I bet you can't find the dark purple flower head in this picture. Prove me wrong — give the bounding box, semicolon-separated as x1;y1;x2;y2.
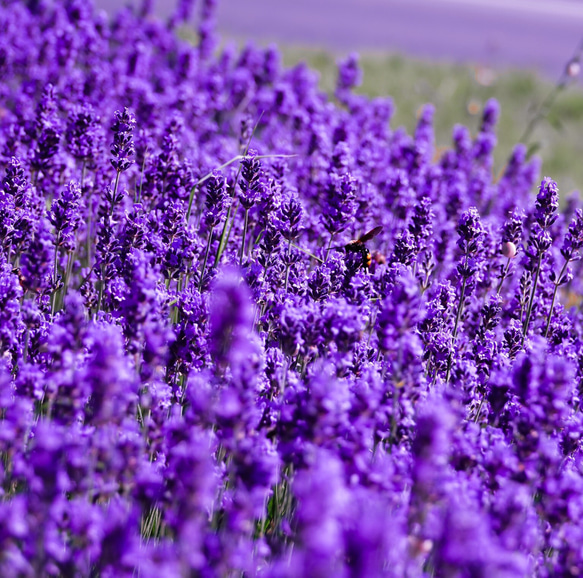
209;266;254;367
321;172;357;235
561;208;583;261
49;180;82;252
27;422;70;501
535;176;559;229
34;84;59;135
164;426;216;532
337;52;362;92
198;0;219;60
409;196;434;249
275;294;322;357
279;196;303;241
30;84;62;174
480;98;500;133
0;256;25;364
19;216;53;294
116;250;171;380
169;0;196;28
0;158;31;254
456;206;484;254
501;208;525;245
2;157;28;201
512;337;575;434
110;108;136;173
322;296;363;353
525;222;553;259
31;127;61;175
83;323;138;425
411;397;454;499
231;434;279;493
331;141;352;173
377;270;424;354
204;169;228;228
434;494;528;577
66;102;103;165
414;104;435;160
292;449;348;569
239;151;263;210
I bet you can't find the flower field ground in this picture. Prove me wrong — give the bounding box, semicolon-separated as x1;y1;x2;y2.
3;1;583;576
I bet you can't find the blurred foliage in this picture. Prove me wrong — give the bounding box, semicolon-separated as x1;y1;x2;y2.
281;47;583;198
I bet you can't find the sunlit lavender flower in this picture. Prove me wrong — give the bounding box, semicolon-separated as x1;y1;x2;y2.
336;52;362;92
49;181;82;252
31;84;61;174
239;151;263;210
1;3;583;576
204;170;228;229
534;176;559;229
66;103;103;168
110;108;136;173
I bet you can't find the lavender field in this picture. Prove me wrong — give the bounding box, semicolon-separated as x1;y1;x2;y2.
2;0;583;576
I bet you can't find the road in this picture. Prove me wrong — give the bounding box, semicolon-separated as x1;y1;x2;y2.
95;0;583;79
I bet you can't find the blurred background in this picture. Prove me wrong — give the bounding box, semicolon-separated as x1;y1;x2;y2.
96;0;583;195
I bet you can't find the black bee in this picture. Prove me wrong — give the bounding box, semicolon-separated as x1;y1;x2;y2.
341;226;383;270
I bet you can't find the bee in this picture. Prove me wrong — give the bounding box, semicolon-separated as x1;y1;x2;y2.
12;266;27;290
341;226;383;270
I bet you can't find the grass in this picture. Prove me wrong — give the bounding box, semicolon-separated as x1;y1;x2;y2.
280;47;583;197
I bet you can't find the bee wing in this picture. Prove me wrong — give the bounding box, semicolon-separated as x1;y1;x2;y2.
358;226;383;243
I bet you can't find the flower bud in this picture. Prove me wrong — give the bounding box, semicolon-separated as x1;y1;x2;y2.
567;59;581;78
501;241;517;259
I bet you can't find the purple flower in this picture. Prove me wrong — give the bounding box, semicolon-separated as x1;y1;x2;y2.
30;84;61;174
49;181;82;252
209;266;254;367
204;170;228;229
534;176;559;229
561;208;583;261
336;53;362;92
456;206;484;254
83;323;138;425
0;257;25;365
110;108;136;173
320;172;357;235
239;151;264;210
66;103;103;167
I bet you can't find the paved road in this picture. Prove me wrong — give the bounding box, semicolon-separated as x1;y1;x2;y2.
96;0;583;79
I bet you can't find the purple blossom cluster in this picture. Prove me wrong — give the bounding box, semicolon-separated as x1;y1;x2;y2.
2;1;583;576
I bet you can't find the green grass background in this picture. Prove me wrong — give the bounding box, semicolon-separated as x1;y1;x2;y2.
280;47;583;199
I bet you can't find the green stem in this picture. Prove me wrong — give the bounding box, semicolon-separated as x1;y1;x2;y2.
80;161;86;189
474;397;485;423
214;198;236;269
199;227;215;292
290;241;324;264
367;307;379;347
284;239;292;292
51;237;60;317
522;253;543;345
518;83;563;146
63;250;74;294
86;194;93;267
496;258;512;295
136;148;148;204
239;208;249;266
445;271;468;384
325;232;335;262
110;170;121;217
185;153;297;223
22;328;29;364
96;276;104;315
